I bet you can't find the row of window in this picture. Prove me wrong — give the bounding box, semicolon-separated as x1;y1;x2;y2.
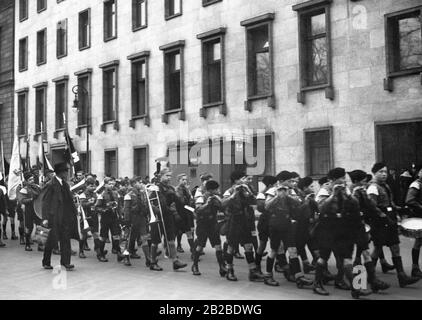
19;0;221;27
52;126;328;181
18;2;422;111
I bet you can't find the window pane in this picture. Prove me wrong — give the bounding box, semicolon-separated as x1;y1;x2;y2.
310;37;328;84
399;15;422;70
36;89;45;132
311;13;326;36
56;83;66;129
174;0;181;15
78;77;89;126
18;94;26;135
173;53;180;71
134;148;147;177
141;1;146;25
256;52;270;96
212;42;221;61
105;151;117;177
80;11;90;48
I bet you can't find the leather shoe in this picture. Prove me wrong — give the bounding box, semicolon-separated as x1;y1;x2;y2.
43;264;53;270
130;253;141;259
79;252;86;259
173;260;187;270
150;263;163;271
61;264;75;271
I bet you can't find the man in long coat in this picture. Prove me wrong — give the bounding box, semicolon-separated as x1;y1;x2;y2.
41;163;78;270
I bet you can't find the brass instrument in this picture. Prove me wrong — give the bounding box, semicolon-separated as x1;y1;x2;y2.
145;184;170;249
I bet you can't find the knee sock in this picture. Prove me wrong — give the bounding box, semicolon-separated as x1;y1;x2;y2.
177;234;182;247
187;238;195;252
266;257;275;274
412;248;420;267
216;250;225;266
290;257;302;278
252;236;258;253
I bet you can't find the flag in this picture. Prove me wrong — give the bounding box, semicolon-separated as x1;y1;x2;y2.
8;135;23;200
38;135;53;179
64;130;82;175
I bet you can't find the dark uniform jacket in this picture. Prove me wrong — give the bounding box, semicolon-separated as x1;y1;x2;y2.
0;185;7;215
95;189;120;216
79;190;97;217
123;187;149;222
157;182;181;218
41;176;78;239
222;186;256;217
195;193;222;222
406;179;422;217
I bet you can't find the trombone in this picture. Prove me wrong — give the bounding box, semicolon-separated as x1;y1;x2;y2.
145;184;170;250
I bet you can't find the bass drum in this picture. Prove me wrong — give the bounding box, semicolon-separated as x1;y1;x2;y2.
399;218;422;239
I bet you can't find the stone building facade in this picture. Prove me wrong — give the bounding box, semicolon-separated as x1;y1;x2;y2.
0;0;14;160
14;0;422;189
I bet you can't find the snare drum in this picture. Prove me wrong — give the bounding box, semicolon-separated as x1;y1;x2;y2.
399;218;422;239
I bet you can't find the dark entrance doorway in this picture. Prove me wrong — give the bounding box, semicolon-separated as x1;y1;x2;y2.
376;120;422;172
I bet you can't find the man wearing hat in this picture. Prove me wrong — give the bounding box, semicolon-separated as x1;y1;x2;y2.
95;177;122;262
405;163;422;278
191;179;227;277
349;169;390;293
221;170;264;282
175;173;195;255
367;162;419;287
41;163;78;271
264;171;313;288
149;167;187;271
296;176;318;274
18;172;42;252
255;176;277;275
314;167;371;298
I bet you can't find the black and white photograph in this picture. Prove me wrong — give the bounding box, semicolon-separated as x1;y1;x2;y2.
0;0;422;307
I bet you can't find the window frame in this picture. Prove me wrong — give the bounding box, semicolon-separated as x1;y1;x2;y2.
104;148;118;178
165;0;182;21
52;75;68;134
202;0;222;7
19;0;28;22
18;36;28;72
304;126;333;178
33;82;48;141
197;27;226;118
36;28;47;66
99;60;120;131
104;0;118;42
159;40;185;124
79;8;91;51
132;0;147;31
133;145;149;178
74;68;93;135
56;19;68;59
241;13;275;110
293;0;333;104
384;6;422;91
37;0;47;13
128;51;150;127
16;88;29;138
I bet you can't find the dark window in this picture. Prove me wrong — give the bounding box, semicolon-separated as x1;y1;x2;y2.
203;39;222;104
386;7;422;74
37;0;46;12
203;0;222;7
77;75;90;126
103;67;117;122
105;149;118;177
37;28;47;65
19;37;28;71
294;2;332;89
305;129;332;177
79;9;91;50
132;0;147;30
57;19;67;58
17;92;27;136
104;0;117;41
134;147;148;177
165;0;181;19
55;81;67;130
19;0;28;21
165;51;181;110
35;87;46;134
132;59;147;116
